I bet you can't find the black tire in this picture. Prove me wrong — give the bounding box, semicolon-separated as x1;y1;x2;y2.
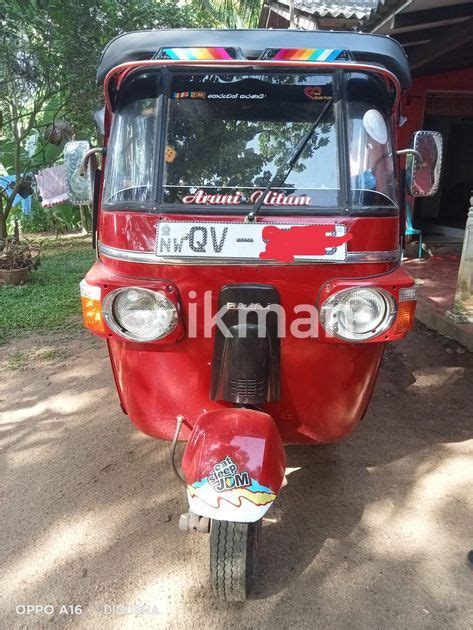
210;519;262;601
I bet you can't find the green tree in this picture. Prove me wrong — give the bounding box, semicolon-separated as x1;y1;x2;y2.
190;0;263;28
0;0;210;239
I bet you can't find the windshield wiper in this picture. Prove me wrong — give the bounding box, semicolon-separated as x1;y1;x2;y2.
245;98;333;223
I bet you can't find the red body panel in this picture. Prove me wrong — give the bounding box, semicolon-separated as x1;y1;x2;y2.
182;409;286;492
181;409;285;521
99;211;400;255
84;211;408;445
104;319;384;443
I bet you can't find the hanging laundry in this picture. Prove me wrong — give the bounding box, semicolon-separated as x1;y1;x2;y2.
64;142;93;205
37;165;68;207
0;174;33;215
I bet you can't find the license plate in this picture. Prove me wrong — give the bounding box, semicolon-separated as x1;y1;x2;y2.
155;221;350;263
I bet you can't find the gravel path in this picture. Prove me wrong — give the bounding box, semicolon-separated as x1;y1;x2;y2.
1;326;472;629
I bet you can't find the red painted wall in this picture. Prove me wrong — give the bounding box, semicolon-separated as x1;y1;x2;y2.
399;68;473;147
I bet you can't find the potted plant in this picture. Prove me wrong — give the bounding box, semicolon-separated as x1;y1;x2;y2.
0;238;40;285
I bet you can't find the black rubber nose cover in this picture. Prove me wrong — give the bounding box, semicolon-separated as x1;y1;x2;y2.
210;284;281;404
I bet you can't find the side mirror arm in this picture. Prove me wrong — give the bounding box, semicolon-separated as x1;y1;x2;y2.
396;148;423;161
79;147;107;177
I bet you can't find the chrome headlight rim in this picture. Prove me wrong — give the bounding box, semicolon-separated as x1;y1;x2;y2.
102;287;178;342
321;287;397;341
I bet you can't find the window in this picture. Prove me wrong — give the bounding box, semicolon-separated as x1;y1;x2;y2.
103;70;163;206
346;73;397;207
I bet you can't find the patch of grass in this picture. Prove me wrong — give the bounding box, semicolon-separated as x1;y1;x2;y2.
36;348;73;361
5;350;30;370
4;346;73;370
0;235;94;344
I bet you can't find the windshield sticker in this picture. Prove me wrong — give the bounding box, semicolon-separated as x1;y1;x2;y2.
363;109;388;144
260;48;350;62
207;93;266;100
173;91;206;99
182;190;243;205
304;87;331;102
181;189;311;206
250;190;310;206
157;46;243;61
165;146;177;163
172;92;266;100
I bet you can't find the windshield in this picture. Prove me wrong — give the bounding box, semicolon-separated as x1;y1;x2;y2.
103;70;397;211
163;72;339;208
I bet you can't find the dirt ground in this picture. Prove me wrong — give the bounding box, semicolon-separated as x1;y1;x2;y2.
0;325;472;629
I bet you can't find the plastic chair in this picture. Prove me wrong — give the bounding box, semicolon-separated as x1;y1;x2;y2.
405;201;423;259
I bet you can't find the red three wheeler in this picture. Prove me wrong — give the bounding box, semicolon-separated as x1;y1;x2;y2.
69;29;443;600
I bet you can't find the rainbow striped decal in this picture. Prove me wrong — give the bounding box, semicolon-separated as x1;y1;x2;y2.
158;47;241;61
263;48;349;62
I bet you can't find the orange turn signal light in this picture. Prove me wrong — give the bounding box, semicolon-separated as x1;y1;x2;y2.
81;296;106;334
80;280;106;334
392;300;416;336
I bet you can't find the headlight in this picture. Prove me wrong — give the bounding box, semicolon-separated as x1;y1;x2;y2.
321;287;396;341
102;287;177;341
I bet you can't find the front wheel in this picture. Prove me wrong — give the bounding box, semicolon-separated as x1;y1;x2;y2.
210;519;262;601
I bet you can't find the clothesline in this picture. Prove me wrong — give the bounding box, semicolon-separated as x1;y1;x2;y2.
1;161;89;212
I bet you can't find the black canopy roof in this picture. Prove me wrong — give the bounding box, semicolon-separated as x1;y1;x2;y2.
97;29;410;90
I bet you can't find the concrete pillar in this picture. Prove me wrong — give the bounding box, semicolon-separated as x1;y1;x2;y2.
446;194;473;323
289;0;295;27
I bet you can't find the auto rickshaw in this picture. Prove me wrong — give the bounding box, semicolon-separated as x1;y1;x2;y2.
67;29;443;601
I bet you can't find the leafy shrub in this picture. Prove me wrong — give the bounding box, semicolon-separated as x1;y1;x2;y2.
9;199;83;233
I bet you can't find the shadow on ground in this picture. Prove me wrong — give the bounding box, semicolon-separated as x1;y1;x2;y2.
0;325;472;629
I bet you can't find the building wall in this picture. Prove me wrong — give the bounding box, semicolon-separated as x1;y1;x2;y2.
399;68;473;229
399;68;473;148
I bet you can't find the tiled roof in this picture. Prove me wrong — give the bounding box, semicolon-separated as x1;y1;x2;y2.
276;0;380;20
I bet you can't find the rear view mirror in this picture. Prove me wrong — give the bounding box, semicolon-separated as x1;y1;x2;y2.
64;140;94;204
408;131;443;197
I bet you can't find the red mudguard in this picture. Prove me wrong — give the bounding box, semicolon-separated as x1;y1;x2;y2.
182;409;286;522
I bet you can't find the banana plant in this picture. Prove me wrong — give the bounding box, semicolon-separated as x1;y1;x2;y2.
189;0;263;28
